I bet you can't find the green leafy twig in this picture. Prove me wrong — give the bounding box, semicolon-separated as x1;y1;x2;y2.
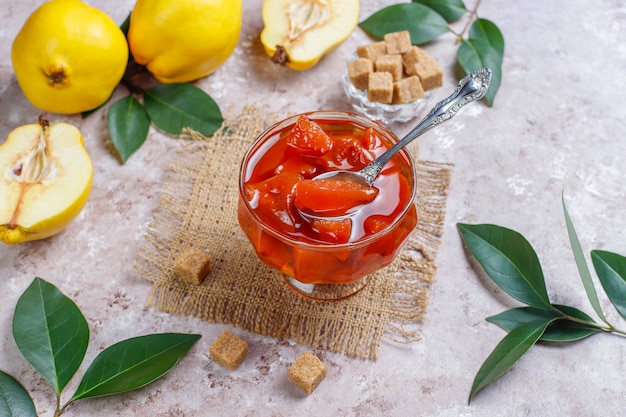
0;278;200;417
458;198;626;403
358;0;504;106
107;82;223;162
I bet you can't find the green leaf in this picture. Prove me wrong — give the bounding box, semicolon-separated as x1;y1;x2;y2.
487;307;561;330
487;305;601;342
0;371;37;417
144;84;223;136
468;319;554;403
412;0;467;22
469;18;505;56
359;3;450;45
457;39;501;106
562;194;608;324
70;333;201;401
543;305;603;342
12;278;89;396
457;19;504;106
591;250;626;320
107;95;151;163
458;223;552;309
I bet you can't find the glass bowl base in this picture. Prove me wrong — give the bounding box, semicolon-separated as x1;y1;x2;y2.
281;273;371;301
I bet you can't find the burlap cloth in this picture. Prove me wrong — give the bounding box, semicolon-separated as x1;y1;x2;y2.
134;106;452;359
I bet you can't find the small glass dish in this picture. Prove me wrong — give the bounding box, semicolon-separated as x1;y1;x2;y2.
342;60;432;125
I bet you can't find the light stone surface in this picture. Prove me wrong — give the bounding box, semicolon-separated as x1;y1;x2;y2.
2;0;626;416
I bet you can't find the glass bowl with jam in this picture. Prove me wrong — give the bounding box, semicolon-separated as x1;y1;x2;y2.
238;111;417;300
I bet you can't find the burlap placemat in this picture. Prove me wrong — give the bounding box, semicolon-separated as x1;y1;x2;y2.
134;106;452;359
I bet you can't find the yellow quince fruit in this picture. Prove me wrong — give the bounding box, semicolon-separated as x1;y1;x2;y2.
0;119;94;244
11;0;128;114
260;0;360;70
128;0;243;84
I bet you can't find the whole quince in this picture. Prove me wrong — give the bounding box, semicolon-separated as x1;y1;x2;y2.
260;0;360;70
128;0;242;84
11;0;128;114
0;119;93;244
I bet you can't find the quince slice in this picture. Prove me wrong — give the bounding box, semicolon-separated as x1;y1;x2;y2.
260;0;360;70
0;119;93;244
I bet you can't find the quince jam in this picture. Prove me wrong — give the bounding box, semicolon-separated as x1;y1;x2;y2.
238;112;417;284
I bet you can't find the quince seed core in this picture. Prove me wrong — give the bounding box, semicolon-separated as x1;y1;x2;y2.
12;118;52;184
288;0;329;41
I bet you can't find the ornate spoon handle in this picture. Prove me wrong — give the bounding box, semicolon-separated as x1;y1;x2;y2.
359;68;492;185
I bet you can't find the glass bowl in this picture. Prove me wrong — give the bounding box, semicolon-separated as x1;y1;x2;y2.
342;58;432;125
237;111;418;300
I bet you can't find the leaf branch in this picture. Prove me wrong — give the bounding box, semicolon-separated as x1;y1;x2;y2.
1;278;201;417
459;196;626;402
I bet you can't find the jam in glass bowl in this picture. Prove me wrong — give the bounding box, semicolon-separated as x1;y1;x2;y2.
238;111;418;300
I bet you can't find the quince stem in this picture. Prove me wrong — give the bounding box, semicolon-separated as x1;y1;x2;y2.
120;57;155;96
271;45;290;65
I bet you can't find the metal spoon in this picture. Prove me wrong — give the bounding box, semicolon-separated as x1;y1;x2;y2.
299;68;492;220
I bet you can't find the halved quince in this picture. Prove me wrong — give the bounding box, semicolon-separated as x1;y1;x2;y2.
260;0;360;70
0;119;93;244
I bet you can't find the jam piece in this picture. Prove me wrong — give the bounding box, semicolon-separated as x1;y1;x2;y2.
310;218;352;244
359;127;381;151
294;177;378;216
288;115;334;155
317;136;375;170
244;171;303;233
364;215;392;235
274;156;319;177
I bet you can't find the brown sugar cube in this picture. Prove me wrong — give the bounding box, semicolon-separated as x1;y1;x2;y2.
174;249;212;285
374;54;403;81
408;48;443;90
356;40;387;60
413;60;443;91
367;71;393;104
384;30;412;55
209;330;248;370
402;46;423;75
347;58;373;90
393;75;425;104
288;352;327;394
